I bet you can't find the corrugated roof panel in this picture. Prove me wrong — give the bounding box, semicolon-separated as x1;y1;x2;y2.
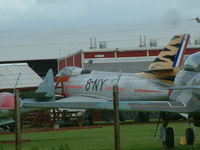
0;63;42;90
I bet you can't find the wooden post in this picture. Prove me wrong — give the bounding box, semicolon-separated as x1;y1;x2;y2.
15;89;21;150
113;85;120;150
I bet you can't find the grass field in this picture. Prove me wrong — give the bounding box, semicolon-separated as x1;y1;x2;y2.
1;122;200;150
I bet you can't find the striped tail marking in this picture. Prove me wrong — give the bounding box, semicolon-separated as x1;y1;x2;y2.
148;34;190;70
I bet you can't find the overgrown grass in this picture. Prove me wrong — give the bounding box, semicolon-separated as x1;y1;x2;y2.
0;122;200;150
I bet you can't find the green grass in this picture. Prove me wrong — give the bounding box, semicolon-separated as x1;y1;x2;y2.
1;122;200;150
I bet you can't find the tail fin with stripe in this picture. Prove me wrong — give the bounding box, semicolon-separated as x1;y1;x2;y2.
138;34;190;84
148;34;190;70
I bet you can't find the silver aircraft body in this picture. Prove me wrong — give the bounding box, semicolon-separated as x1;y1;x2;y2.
56;68;169;102
24;34;191;111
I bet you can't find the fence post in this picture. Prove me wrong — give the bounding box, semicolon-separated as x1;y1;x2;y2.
15;89;21;150
113;85;120;150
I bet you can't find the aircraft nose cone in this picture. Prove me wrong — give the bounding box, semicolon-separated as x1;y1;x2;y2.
0;92;15;109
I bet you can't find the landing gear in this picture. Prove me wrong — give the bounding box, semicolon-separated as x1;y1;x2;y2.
159;126;175;150
165;127;174;149
156;113;175;150
185;115;195;145
156;113;197;149
185;128;195;145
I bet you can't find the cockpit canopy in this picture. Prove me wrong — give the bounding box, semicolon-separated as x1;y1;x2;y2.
184;52;200;72
57;66;91;77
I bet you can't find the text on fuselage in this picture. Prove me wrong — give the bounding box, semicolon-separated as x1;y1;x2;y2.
85;78;107;91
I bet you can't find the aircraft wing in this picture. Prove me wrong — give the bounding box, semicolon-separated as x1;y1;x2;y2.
23;95;189;113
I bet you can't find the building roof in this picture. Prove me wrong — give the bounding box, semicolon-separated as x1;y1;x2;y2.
0;63;42;91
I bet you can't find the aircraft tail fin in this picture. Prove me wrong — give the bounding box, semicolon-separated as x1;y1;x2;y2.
138;34;190;84
148;34;190;70
21;69;55;100
35;69;55;98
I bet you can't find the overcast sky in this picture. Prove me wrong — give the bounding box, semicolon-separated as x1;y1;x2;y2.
0;0;199;61
0;0;200;30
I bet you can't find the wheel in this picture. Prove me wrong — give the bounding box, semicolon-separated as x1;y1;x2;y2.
185;128;195;145
165;127;174;149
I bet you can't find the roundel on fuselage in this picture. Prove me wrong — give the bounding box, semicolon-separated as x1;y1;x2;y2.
184;52;200;72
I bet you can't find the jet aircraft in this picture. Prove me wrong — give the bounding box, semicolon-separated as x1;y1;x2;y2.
23;34;194;149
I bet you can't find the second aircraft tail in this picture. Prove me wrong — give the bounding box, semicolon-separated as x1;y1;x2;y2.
148;34;190;70
138;34;190;84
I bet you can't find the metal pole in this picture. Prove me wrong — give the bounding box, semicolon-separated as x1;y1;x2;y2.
15;89;21;150
113;85;120;150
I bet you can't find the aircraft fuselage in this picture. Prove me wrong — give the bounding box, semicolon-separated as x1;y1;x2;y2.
56;71;170;101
